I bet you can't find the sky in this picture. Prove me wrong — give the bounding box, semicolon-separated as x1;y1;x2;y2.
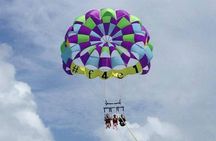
0;0;216;141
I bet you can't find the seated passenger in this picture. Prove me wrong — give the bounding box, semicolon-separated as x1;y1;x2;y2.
112;114;118;129
119;114;126;126
104;113;111;129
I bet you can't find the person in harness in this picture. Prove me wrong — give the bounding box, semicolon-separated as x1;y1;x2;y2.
104;113;112;129
112;114;118;129
119;114;126;127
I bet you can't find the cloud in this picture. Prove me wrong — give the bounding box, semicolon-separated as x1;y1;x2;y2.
95;116;182;141
0;43;53;141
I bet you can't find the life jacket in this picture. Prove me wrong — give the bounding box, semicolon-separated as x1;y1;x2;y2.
113;118;118;123
105;117;111;124
119;117;126;126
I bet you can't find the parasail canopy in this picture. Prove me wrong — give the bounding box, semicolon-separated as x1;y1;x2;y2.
61;8;153;79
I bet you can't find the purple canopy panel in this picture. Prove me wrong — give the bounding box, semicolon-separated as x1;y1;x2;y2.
142;63;151;74
103;23;110;35
95;45;102;55
110;17;117;24
122;25;133;35
78;26;91;35
121;41;133;51
113;36;123;41
116;10;130;21
79;42;91;50
90;36;100;42
99;58;112;68
90;16;101;25
93;26;103;37
80;53;90;65
121;53;130;65
63;59;73;75
109;46;115;54
85;9;100;20
68;35;78;43
134;34;146;42
139;54;151;74
110;26;120;37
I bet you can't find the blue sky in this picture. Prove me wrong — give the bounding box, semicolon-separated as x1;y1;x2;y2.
0;0;216;141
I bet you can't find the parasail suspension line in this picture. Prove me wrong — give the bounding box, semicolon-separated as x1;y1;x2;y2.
125;124;139;141
103;79;107;101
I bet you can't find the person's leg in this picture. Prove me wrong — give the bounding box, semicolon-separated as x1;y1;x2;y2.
113;123;117;129
115;123;118;129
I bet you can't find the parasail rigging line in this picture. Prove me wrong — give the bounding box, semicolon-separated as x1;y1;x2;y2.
125;124;138;141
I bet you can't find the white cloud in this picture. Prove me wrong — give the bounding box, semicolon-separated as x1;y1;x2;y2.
95;116;182;141
0;43;53;141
